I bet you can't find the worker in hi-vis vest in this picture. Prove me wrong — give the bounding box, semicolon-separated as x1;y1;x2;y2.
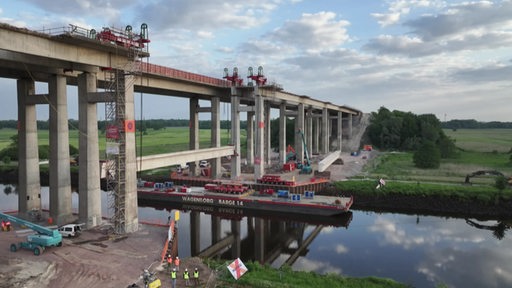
183;268;190;286
170;268;177;288
193;267;199;286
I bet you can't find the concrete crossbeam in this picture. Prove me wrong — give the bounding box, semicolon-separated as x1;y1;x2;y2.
137;146;235;171
318;150;341;172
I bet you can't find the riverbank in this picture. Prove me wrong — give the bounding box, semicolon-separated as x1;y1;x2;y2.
320;179;512;219
0;221;407;288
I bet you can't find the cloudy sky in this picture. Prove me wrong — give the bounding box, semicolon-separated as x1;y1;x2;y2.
1;0;511;121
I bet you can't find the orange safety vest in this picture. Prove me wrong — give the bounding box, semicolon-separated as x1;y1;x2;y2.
167;257;172;264
174;258;180;266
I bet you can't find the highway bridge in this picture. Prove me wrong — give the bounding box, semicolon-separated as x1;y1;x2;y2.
0;23;361;233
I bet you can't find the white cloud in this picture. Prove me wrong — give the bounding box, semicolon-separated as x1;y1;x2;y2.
267;12;350;52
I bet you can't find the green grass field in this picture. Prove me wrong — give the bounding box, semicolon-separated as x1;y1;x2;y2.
361;129;512;184
0;127;239;157
1;127;511;184
444;128;512;153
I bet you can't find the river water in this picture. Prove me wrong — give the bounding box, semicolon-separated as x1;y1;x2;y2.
1;184;511;288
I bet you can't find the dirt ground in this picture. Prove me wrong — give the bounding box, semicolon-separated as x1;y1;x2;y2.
0;223;215;288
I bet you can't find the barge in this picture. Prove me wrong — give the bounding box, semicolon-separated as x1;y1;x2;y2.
137;181;353;217
139;198;353;228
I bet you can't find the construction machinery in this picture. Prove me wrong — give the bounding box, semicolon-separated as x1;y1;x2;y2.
297;130;312;174
0;212;62;256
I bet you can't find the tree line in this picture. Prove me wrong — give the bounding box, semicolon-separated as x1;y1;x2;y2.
367;107;458;168
441;119;512;129
0;118;509;131
0;119;240;131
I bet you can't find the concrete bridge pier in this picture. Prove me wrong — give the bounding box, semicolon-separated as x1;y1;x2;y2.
253;87;265;180
230;87;241;180
313;117;320;154
120;74;139;233
17;78;41;215
322;108;329;154
278;103;287;165
77;72;102;228
48;74;73;225
210;96;221;178
264;103;271;166
306;108;313;157
189;98;200;176
337;111;343;150
246;111;254;165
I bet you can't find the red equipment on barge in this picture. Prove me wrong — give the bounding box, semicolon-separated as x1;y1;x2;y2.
137;180;353;217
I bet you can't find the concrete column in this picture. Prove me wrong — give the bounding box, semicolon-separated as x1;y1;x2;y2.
306;108;313;156
246;111;254;165
230;88;241;179
295;103;305;164
264;103;271;166
337;111;343;150
189;98;199;176
254;87;265;179
322;108;329;154
278;103;287;164
77;72;102;228
121;74;138;233
231;220;241;259
48;74;72;225
17;78;41;214
348;114;353;140
211;97;221;178
313;117;319;154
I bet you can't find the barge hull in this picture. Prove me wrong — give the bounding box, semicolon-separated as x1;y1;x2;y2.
138;190;352;217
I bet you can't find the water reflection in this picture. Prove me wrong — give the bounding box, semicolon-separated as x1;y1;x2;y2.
2;184;512;288
139;198;353;268
465;219;510;240
3;184;15;195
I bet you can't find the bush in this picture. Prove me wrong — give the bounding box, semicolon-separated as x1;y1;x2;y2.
413;141;440;168
495;176;507;191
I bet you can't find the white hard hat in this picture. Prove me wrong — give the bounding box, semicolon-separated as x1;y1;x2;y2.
173;268;176;271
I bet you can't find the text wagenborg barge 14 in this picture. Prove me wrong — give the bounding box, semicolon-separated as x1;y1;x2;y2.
137;180;353;217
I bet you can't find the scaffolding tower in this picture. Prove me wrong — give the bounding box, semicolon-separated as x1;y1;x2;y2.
103;24;149;234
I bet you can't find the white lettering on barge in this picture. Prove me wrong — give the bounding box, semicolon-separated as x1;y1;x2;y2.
219;199;244;206
182;196;214;204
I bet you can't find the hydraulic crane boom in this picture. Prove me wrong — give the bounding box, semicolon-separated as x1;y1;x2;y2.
298;130;312;174
0;211;62;255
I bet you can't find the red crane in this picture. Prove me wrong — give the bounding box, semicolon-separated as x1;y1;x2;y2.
223;67;243;86
248;66;267;86
96;23;150;49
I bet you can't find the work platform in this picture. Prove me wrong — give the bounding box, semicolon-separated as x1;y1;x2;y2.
167;174;330;194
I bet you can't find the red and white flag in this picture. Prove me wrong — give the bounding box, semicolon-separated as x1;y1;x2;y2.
227;258;248;280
